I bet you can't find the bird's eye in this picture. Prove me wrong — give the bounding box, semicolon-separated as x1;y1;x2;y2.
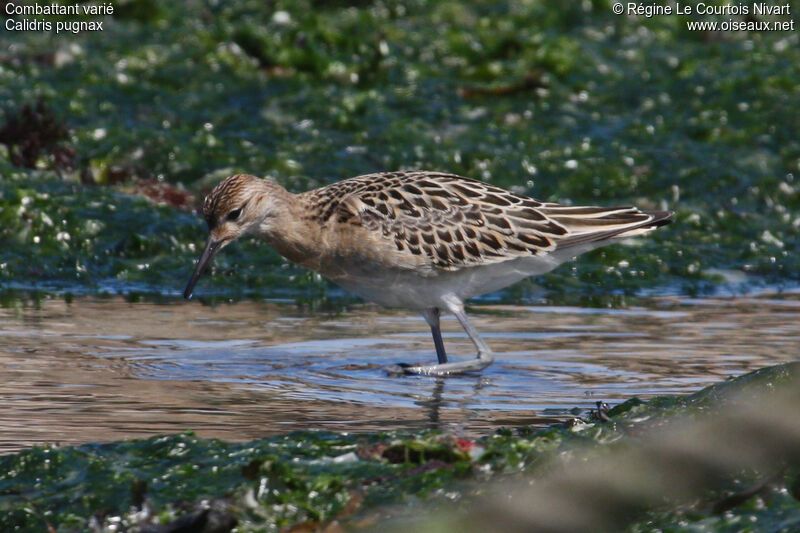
227;207;243;221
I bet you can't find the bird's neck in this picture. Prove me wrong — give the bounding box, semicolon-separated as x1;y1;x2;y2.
255;189;323;268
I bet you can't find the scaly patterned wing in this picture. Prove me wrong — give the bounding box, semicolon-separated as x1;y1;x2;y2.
311;171;671;271
316;171;564;270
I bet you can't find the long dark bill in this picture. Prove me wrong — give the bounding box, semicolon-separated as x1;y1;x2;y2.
183;238;223;299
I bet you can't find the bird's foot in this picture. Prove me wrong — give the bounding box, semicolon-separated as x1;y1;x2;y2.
384;354;493;376
384;362;415;376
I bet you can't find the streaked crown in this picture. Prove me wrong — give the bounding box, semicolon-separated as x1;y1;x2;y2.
201;174;259;229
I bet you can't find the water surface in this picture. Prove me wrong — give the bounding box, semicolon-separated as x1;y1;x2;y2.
0;294;797;453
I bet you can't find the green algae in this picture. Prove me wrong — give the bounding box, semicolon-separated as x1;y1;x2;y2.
1;1;799;302
0;173;306;297
1;363;798;532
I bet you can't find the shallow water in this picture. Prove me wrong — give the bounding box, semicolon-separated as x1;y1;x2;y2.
0;294;798;454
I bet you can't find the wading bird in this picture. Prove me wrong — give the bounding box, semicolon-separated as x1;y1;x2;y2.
184;172;672;376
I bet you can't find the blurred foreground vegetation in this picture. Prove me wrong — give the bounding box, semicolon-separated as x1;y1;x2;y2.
1;1;799;303
1;363;798;532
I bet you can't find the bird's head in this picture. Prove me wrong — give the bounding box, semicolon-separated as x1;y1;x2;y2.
184;173;280;299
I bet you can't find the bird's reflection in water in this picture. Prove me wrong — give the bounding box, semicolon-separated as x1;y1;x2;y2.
415;375;491;431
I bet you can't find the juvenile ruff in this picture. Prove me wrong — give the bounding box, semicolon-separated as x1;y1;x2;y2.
184;171;672;375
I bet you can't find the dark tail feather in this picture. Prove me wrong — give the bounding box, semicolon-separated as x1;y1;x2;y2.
556;210;673;250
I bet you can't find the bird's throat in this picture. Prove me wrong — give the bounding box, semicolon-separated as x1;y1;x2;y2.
257;204;324;269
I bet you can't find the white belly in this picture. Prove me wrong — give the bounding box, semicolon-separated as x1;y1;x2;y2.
332;253;566;309
328;238;620;309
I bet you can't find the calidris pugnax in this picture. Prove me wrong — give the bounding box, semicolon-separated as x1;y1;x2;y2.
184;171;672;376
